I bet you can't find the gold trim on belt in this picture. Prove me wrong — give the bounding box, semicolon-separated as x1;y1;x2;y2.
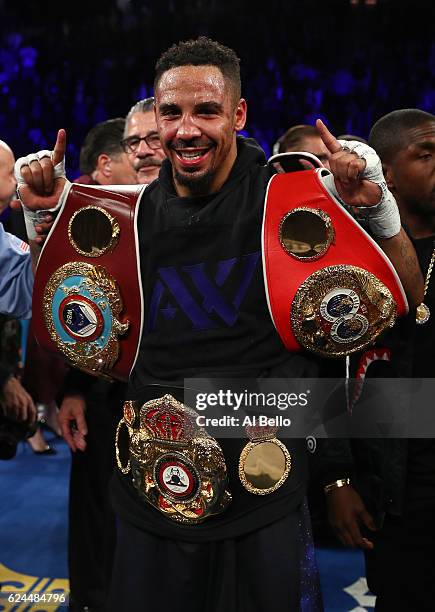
116;395;231;524
238;424;292;495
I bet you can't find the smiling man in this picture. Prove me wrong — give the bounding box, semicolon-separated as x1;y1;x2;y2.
122;97;166;184
156;62;246;195
15;38;423;612
109;39;420;611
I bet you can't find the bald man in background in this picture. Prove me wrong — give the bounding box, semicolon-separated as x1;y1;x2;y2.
0;140;35;424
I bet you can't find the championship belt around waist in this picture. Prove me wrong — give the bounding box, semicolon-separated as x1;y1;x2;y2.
262;167;408;358
115;394;231;524
32;183;145;381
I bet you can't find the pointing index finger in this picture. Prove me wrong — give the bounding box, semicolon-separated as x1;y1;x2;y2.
316;119;342;154
52;129;66;166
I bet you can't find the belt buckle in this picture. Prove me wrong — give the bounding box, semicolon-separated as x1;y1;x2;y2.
116;395;231;524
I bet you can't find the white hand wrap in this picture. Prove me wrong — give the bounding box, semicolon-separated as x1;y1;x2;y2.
330;140;401;239
15;149;66;184
14;149;67;240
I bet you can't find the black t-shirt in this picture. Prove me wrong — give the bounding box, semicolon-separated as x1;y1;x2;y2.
130;138;293;385
111;137;317;541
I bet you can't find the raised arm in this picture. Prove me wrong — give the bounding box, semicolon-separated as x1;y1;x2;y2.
14;129;68;268
316;119;423;308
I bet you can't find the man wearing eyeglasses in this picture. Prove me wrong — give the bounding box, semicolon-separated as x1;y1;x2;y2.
122;97;166;184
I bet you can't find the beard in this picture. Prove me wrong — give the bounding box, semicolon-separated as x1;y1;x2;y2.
169;137;218;195
407;190;435;217
173;166;216;196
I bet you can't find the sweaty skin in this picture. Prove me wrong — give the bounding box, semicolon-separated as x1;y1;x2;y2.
384;121;435;238
154;65;247;197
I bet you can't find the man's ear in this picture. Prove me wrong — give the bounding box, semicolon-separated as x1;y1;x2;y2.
234;98;247;132
96;153;112;179
383;163;395;193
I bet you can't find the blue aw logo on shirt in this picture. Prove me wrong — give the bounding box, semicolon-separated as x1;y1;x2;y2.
146;251;261;332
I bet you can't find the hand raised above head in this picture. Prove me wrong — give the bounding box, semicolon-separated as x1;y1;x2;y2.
316;119;382;207
15;129;67;211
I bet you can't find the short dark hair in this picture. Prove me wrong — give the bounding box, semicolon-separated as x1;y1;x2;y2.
79;118;126;174
369;109;435;163
275;125;319;154
154;36;241;103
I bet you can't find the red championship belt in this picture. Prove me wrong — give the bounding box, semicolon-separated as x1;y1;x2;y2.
32;183;146;381
262;167;408;357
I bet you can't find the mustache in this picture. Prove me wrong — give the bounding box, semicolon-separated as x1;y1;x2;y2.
170;139;214;150
135;158;163;171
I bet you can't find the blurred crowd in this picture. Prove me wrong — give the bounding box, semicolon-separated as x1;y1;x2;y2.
0;0;433;173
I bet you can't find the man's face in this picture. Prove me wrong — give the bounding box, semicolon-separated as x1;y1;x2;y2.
385;121;435;216
124;111;166;183
109;152;138;185
0;144;16;214
285;135;331;170
155;65;247;197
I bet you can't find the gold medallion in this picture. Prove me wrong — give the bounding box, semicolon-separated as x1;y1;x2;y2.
416;243;435;325
416;302;430;325
239;424;291;495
